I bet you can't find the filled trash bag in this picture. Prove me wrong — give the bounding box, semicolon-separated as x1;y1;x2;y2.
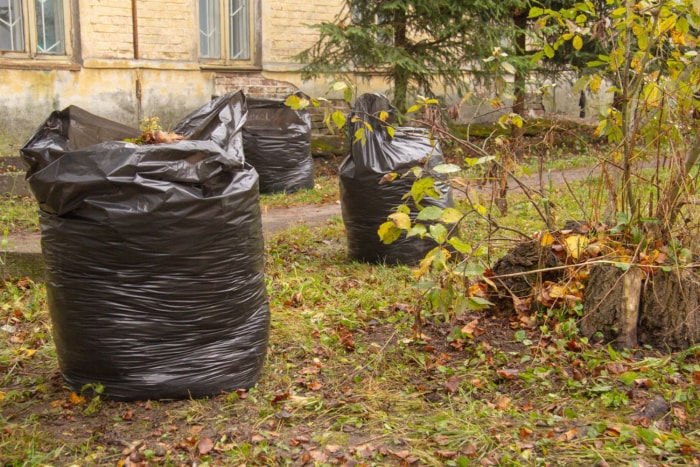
340;93;454;265
242;93;314;194
20;91;270;401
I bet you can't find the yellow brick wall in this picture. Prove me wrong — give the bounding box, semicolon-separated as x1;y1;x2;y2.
79;0;135;59
263;0;344;67
136;0;197;60
78;0;341;65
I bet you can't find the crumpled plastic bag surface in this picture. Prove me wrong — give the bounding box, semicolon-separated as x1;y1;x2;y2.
340;93;454;265
21;91;270;401
243;93;314;194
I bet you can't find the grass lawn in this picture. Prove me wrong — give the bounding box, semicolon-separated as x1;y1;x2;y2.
1;171;699;465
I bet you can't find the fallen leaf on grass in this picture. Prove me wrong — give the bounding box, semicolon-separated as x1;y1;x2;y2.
634;378;653;388
497;368;520;380
673;405;688;426
435;449;458;459
555;427;579;442
445;375;461;393
196;437;214;456
433;434;450;446
354;443;374;458
462;444;478;458
496;396;511;410
461;318;480;335
272;392;291;404
69;392;85;405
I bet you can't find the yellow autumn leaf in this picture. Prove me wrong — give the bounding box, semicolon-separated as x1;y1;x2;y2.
70;392;86;405
548;284;568;298
572;35;583;51
540;232;555;246
564;234;589;260
389;212;412;230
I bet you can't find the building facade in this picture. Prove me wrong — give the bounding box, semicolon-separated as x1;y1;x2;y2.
0;0;344;146
0;0;601;149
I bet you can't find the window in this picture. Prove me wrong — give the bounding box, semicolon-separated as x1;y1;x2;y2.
0;0;69;56
199;0;256;65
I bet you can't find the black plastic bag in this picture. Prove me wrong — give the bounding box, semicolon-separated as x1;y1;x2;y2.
242;93;314;194
340;93;454;265
21;91;270;401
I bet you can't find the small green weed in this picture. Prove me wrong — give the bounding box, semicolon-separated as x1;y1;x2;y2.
259;174;339;210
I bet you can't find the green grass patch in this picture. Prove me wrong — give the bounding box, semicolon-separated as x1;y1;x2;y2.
259;174;339;210
1;218;698;466
0;196;39;235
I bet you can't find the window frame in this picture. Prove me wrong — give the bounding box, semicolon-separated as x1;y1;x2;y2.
0;0;73;63
198;0;261;70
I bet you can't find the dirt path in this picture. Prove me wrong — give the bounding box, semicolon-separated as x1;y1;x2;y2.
2;163;606;252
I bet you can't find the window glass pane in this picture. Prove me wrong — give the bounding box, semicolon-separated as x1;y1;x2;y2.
0;0;25;51
229;0;249;60
35;0;64;54
199;0;220;58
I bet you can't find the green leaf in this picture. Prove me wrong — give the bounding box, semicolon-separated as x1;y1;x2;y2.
285;94;308;110
618;371;640;386
416;206;443;221
455;262;485;278
447;236;471;254
440;207;463;224
397;204;411;215
353;128;366;145
411;177;437;204
466;297;493;311
378;221;401;244
610;7;626;18
613;261;631;271
406;104;423;113
528;7;544;18
331;111;346;130
637;30;648;51
432;163;461;175
544;44;555;59
501;62;516;75
429;224;448;244
407;224;427;238
331;81;348;91
572;35;583;51
464;155;496;167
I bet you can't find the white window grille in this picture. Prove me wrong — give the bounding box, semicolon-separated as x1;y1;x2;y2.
199;0;253;63
0;0;25;51
0;0;68;55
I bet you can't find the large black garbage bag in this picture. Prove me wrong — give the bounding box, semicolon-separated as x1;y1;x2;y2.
340;93;454;265
242;93;314;194
20;91;270;401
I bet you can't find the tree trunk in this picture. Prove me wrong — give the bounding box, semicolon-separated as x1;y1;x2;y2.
512;10;528;135
392;7;409;114
638;268;700;350
582;265;700;350
580;265;643;349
